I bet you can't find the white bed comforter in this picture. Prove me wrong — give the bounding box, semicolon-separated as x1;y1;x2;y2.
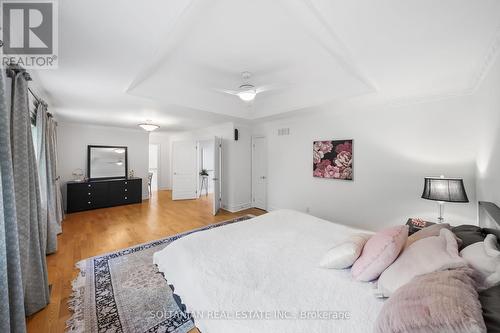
153;209;384;333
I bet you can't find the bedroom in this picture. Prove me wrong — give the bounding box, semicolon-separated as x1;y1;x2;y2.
1;0;500;332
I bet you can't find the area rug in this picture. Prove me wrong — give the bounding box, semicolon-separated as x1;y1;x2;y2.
67;215;255;333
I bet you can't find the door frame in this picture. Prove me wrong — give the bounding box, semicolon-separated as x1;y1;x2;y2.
148;143;160;192
251;135;267;210
213;137;222;215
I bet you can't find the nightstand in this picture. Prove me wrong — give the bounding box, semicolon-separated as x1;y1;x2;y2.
406;218;435;235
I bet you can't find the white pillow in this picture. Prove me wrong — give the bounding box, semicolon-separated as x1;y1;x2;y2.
377;228;466;297
460;234;500;289
319;233;371;269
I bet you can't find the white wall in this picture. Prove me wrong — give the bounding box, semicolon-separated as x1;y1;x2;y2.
254;95;480;230
475;56;500;207
149;132;171;190
225;124;252;212
58;122;150;209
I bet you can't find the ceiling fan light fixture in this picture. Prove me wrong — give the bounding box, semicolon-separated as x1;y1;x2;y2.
138;122;160;132
237;84;257;102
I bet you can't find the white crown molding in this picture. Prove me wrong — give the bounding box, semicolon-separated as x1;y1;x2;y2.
377;89;475;110
126;0;202;93
128;0;378;107
276;0;378;93
391;22;500;106
468;22;500;94
363;25;500;110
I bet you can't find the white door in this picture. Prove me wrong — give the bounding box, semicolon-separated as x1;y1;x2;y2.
252;136;267;210
172;140;198;200
213;137;222;215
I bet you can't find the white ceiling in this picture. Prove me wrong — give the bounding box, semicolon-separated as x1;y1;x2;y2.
32;0;500;131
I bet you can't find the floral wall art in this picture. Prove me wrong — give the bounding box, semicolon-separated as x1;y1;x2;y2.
313;140;353;180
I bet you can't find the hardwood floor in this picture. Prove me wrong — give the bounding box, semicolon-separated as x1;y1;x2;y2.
26;190;265;333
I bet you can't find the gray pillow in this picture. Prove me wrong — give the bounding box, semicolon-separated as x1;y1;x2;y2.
452;225;500;251
479;284;500;333
452;225;485;250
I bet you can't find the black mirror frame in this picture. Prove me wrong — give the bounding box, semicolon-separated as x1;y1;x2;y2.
87;145;128;180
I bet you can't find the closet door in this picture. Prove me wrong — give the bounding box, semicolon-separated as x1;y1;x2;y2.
252;136;267;210
172;140;198;200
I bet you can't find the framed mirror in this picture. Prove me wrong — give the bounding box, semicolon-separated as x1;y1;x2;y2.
87;145;128;180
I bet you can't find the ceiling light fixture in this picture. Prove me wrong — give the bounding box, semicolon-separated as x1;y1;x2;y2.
138;120;160;132
237;84;257;102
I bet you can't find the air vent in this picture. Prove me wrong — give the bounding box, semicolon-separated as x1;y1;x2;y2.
277;128;290;136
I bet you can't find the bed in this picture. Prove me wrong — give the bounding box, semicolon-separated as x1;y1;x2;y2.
153;203;500;333
153;209;383;332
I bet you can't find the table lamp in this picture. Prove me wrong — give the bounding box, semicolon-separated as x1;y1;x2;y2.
421;176;469;223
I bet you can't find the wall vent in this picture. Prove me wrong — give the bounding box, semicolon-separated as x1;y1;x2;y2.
277;128;290;136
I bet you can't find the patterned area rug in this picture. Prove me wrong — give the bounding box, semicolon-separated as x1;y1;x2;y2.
67;215;255;333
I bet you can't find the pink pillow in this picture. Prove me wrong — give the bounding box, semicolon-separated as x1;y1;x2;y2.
351;225;408;281
374;268;486;333
377;228;466;297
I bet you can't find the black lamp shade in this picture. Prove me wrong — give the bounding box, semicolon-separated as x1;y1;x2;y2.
421;177;469;203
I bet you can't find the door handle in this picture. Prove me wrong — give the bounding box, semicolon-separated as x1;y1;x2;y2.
261;176;267;180
212;178;218;181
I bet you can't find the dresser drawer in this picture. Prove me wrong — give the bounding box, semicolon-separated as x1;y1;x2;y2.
67;178;142;213
108;179;141;205
125;180;142;203
67;182;108;212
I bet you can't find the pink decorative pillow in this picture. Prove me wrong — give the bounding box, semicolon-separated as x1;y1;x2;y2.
404;223;451;250
351;225;408;281
377;228;466;297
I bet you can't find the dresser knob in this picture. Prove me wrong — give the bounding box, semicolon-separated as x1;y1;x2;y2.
88;192;91;195
124;189;127;192
125;182;127;185
88;184;91;188
124;197;128;200
88;201;91;204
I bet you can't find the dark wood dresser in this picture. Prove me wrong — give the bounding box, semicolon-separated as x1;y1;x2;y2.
66;177;142;213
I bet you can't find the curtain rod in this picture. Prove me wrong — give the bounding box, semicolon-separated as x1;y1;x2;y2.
28;88;52;117
6;63;52;117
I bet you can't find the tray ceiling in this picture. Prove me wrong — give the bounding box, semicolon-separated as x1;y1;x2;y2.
32;0;500;130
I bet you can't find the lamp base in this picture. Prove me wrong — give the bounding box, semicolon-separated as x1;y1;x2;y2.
437;201;445;224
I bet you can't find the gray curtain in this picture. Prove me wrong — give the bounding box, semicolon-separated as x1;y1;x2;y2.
51;118;65;227
0;70;27;331
35;103;58;254
11;72;50;315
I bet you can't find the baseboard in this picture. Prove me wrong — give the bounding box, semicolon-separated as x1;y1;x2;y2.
222;202;252;213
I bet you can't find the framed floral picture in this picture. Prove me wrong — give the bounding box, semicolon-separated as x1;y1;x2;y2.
313;140;353;180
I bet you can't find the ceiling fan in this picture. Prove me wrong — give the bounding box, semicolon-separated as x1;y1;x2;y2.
216;71;278;103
